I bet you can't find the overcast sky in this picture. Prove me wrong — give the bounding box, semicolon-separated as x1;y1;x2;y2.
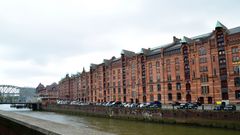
0;0;240;87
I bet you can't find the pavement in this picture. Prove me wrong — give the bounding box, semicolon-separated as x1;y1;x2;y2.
0;110;113;135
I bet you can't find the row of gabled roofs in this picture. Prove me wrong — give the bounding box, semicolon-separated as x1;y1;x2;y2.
90;21;240;69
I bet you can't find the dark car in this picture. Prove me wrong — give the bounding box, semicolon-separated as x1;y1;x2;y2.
224;104;236;111
171;101;181;106
213;105;223;111
213;102;226;111
148;101;162;108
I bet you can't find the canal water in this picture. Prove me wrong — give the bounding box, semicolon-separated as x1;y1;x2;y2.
0;105;240;135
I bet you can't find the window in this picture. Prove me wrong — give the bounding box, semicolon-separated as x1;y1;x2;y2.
235;90;240;99
200;66;208;72
150;95;154;102
217;42;224;47
167;65;171;72
233;66;240;75
192;71;195;79
221;80;228;88
220;68;227;75
186;83;191;91
177;93;181;100
167;75;172;81
166;59;170;65
149;76;153;83
176;74;180;80
158;94;161;101
118;88;121;93
149;85;153;92
168;93;172;101
168;83;172;91
200;74;208;83
176;83;181;90
212;56;215;62
232;56;239;62
156;61;160;67
175;58;179;64
157;84;161;91
175;65;180;71
201;86;209;95
213;68;217;76
149;63;152;68
199;57;207;63
234;77;240;87
113;88;116;94
183;46;188;54
192;58;195;64
232;47;239;54
218;50;225;55
157;75;161;82
199;47;207;56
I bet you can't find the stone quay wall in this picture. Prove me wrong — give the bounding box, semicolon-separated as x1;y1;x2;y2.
43;104;240;130
0;113;58;135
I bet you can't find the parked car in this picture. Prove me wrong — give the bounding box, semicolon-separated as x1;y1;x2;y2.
148;101;162;108
213;102;226;111
111;101;123;107
223;104;236;111
139;103;148;108
171;101;181;106
130;103;138;108
177;103;198;109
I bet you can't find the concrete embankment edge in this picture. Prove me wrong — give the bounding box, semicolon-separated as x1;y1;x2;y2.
43;104;240;131
0;112;60;135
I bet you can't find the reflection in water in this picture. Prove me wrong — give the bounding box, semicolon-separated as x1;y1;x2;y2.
0;105;240;135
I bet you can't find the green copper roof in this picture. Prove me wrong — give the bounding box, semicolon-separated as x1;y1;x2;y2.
181;36;192;43
215;21;227;29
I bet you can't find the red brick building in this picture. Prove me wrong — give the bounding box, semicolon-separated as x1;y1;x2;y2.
86;21;240;104
36;82;58;104
38;21;240;104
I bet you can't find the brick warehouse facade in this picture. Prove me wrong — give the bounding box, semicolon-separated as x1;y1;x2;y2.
37;21;240;104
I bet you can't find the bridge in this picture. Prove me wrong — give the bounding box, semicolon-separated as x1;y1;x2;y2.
0;85;20;103
0;85;41;110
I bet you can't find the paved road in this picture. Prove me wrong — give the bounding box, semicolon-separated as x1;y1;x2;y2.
0;110;113;135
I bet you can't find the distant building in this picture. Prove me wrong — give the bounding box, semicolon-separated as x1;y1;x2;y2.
36;82;58;104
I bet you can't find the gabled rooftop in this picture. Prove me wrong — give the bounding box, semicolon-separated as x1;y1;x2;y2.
121;49;136;57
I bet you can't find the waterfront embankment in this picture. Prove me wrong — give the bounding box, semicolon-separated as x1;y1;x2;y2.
0;110;112;135
43;104;240;130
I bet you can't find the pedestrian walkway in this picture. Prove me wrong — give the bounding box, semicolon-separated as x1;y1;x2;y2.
0;110;113;135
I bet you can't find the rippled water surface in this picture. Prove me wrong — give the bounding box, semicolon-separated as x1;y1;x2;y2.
1;104;240;135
